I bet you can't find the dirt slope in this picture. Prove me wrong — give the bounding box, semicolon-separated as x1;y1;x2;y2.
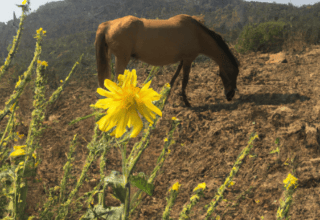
1;44;320;219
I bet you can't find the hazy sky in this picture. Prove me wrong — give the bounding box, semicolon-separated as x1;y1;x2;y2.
0;0;318;23
0;0;64;23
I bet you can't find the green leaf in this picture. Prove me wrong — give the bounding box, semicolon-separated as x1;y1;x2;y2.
82;204;123;220
103;171;126;203
129;172;154;196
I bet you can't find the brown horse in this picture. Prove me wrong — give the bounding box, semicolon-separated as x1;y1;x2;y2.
95;14;240;107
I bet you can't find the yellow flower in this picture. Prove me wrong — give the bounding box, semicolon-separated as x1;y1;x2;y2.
60;80;63;83
93;69;162;138
10;103;16;111
35;161;40;167
22;0;27;5
35;28;46;36
10;145;27;157
15;145;26;150
164;138;168;142
283;173;298;190
41;61;48;67
190;194;199;202
37;60;48;68
171;181;181;191
193;182;206;192
117;69;131;87
228;181;235;187
36;28;43;34
15;76;22;88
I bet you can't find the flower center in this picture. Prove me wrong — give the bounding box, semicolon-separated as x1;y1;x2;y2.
122;86;140;110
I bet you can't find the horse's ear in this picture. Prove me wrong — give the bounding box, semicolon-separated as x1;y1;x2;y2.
192;14;205;25
198;14;205;24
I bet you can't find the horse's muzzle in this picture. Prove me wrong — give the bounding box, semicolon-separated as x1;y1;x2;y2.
224;88;238;101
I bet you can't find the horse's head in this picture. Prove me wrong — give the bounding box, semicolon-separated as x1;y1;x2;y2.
224;87;238;101
219;66;239;101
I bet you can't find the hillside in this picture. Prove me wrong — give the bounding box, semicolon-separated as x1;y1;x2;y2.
1;42;320;218
1;0;319;61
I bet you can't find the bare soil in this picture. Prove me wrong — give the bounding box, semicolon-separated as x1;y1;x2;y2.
1;43;320;220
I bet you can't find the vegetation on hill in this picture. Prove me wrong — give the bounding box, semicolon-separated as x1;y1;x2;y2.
0;0;319;89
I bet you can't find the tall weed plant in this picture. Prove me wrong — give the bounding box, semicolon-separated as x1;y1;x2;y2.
0;1;298;220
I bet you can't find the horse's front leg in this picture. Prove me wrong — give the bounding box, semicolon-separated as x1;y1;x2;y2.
182;62;191;107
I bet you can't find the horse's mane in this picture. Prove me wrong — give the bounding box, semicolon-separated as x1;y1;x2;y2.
191;17;240;69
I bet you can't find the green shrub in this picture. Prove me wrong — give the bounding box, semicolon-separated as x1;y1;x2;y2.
235;20;291;54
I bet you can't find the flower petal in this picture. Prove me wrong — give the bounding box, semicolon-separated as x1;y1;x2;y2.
104;79;122;95
97;114;114;132
114;108;129;138
143;101;162;117
128;110;143;138
97;88;112;98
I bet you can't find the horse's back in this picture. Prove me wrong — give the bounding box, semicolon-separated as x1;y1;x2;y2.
106;14;199;36
137;15;202;64
103;14;203;65
104;15;141;36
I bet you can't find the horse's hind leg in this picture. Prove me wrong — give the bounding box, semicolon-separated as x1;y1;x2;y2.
115;55;131;82
169;61;183;88
182;62;192;107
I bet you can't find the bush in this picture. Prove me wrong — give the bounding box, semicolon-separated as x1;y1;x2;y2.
235;20;291;54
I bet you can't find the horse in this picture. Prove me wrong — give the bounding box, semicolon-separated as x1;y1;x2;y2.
95;14;240;107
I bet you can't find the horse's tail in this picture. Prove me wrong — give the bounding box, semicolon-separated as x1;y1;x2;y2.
95;23;110;88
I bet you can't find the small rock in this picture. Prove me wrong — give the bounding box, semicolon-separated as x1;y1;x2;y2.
266;52;287;64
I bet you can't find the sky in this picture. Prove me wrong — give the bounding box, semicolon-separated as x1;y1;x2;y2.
0;0;64;23
0;0;319;23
